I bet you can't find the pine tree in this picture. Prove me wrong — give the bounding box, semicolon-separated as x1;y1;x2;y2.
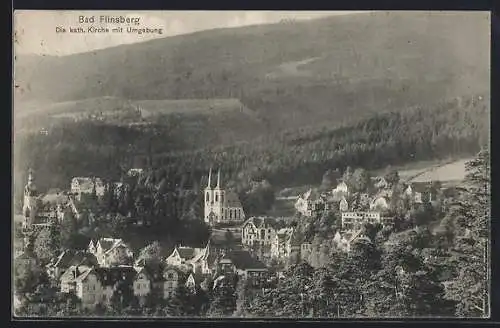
207;283;237;317
445;150;490;317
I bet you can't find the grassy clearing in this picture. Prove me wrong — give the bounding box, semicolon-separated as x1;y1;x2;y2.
135;98;253;117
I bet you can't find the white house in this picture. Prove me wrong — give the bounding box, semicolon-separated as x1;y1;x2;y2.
165;242;216;275
88;238;134;267
334;230;371;253
71;177;105;200
404;182;436;204
332;181;349;198
59;266;137;308
294;189;326;217
341;211;381;231
241;217;280;247
270;228;294;260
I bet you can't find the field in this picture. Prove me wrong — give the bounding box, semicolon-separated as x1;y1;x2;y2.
409;159;470;183
135;98;256;117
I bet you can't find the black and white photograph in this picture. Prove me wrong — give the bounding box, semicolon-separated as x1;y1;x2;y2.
12;10;491;319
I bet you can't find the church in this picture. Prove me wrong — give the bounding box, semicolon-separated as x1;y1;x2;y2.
204;168;245;225
22;169;39;230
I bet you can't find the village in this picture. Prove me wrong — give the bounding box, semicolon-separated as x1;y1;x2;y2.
13;161;448;314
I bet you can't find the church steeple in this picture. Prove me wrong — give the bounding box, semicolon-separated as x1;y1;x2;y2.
216;169;221;189
24;168;37;196
207;167;212;189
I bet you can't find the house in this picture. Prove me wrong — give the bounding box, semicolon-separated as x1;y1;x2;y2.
165;242;215;275
300;242;313;261
60;266;137;308
46;250;99;279
370;196;390;212
88;238;134;267
241;217;281;247
204;169;245;225
127;168;144;177
332;181;349;198
334;230;372;253
404;182;436;204
38;191;71;222
184;271;206;293
294;188;326;217
341;211;381;231
163;266;183;298
270;228;294;260
71;177;105;200
217;250;268;282
339;196;349;212
132;262;179;303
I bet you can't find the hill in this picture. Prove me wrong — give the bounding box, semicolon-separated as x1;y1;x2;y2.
15;12;489;134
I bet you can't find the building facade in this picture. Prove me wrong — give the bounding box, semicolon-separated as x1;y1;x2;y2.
341;211;381;231
204;169;245;225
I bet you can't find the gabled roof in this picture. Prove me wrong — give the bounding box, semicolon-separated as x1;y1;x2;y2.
243;216;280;229
96;238;130;254
221;250;267;271
48;250;98;269
300;188;322;201
175;246;205;261
408;182;433;193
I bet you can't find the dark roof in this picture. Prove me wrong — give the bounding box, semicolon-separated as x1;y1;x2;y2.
225;191;243;207
244;216;280;229
222;250;267;271
410;182;433;193
137;262;165;282
49;250;98;269
93;266;137;286
177;247;197;260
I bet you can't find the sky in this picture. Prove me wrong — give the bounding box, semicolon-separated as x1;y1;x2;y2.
13;11;369;56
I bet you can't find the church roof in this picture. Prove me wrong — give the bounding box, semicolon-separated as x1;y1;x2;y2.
225;191;243;207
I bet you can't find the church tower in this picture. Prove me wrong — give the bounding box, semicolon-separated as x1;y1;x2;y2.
213;169;225;221
22;168;38;229
204;168;214;223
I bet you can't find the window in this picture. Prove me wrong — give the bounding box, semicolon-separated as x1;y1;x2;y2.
215;193;219;202
206;192;210;202
167;273;174;279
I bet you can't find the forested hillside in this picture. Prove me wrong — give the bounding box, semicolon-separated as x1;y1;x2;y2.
13;93;489;212
15;12;489;132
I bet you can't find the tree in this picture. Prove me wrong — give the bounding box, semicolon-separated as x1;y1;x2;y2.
137;241;163;265
165;286;194;317
384;169;400;187
351;168;371;193
321;169;341;190
445;150;490;317
60;210;78;249
33;227;60;265
207;283;237;317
